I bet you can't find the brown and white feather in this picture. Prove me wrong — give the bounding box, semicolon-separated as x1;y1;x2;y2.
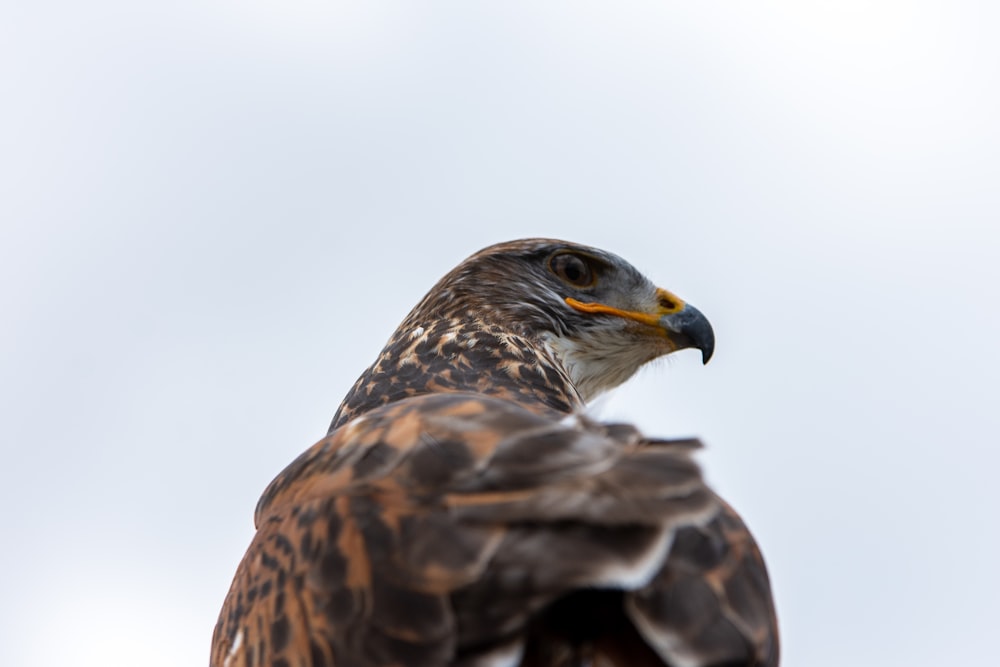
212;238;779;667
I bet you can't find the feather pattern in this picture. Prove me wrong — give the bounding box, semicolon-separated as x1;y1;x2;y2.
212;239;779;667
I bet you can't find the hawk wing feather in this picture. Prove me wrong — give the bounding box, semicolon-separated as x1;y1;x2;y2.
212;394;776;667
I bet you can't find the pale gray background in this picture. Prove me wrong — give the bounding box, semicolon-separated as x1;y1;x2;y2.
2;2;998;665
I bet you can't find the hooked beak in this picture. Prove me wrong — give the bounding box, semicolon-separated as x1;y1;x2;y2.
565;287;715;364
659;301;715;364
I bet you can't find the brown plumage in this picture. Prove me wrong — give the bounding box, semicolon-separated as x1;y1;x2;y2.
211;238;779;667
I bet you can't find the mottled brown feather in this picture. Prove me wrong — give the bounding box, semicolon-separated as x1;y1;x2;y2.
212;239;779;667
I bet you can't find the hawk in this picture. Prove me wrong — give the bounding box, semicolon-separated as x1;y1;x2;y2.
211;238;779;667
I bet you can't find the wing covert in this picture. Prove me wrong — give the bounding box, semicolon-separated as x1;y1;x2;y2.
211;393;725;667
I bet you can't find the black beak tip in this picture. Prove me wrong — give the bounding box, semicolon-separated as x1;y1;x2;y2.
698;324;715;365
702;345;714;365
661;303;715;366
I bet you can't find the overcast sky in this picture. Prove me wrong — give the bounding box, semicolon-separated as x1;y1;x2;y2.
2;2;998;665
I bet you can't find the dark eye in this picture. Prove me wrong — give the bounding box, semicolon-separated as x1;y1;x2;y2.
549;253;596;287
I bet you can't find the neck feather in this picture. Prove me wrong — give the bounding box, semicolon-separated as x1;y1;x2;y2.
328;321;584;433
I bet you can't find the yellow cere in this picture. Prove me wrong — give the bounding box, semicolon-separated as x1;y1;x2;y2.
565;288;686;330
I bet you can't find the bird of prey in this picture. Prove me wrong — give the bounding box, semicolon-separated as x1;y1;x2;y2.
211;238;779;667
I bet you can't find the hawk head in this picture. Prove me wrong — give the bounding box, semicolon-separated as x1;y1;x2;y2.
402;238;714;401
331;238;714;429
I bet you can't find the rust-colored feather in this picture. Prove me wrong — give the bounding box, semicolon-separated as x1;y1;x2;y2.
212;239;779;667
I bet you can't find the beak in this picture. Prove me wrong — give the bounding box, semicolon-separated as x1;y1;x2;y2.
565;288;715;364
659;302;715;364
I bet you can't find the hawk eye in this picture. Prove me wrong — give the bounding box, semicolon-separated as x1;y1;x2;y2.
549;253;596;288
